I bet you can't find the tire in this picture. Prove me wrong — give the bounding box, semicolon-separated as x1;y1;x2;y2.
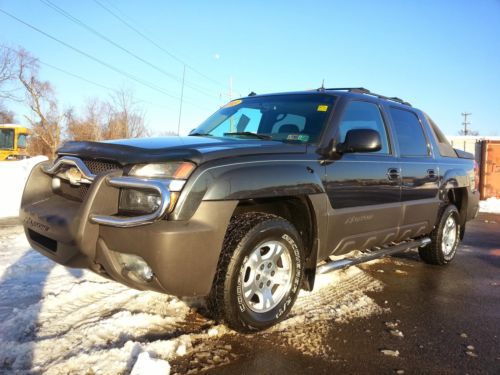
419;204;460;265
208;212;304;332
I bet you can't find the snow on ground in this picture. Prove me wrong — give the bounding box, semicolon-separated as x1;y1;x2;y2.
130;352;171;375
0;223;386;374
479;197;500;214
0;156;48;219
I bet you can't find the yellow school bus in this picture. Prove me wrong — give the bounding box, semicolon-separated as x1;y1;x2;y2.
0;124;30;161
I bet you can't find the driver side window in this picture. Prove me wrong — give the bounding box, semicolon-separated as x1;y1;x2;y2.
338;101;390;154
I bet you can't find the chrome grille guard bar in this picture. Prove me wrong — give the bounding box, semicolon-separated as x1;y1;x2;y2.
90;176;171;228
43;156;96;184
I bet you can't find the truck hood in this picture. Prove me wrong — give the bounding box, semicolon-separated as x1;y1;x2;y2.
57;136;308;165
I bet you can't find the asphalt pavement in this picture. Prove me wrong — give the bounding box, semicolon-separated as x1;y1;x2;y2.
201;213;500;374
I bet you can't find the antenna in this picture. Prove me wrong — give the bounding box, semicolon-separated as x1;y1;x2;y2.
317;79;326;91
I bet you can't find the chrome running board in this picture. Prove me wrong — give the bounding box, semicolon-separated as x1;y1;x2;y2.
317;237;431;275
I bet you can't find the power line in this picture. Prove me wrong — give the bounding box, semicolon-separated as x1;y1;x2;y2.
39;0;180;84
3;45;112;91
38;0;219;101
3;45;177;111
0;8;188;103
178;65;186;135
43;62;181;112
41;60;115;92
92;0;231;92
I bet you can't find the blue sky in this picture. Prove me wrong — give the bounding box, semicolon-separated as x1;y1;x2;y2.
1;0;499;136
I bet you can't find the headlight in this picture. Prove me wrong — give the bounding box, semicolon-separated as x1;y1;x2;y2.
128;162;195;179
120;162;196;215
119;189;162;215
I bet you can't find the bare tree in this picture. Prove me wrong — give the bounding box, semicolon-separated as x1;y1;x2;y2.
103;88;148;139
458;129;479;136
65;91;148;142
0;103;15;123
0;45;19;101
65;98;106;141
0;45;20;122
17;49;62;158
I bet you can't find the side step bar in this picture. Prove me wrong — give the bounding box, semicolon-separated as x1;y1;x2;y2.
317;237;431;275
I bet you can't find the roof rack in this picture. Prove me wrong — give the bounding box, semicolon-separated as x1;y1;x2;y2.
322;87;412;106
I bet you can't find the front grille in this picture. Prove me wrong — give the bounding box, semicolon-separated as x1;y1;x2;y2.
58;180;89;201
52;157;122;202
81;159;121;175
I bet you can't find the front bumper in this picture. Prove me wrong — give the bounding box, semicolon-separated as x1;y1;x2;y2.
21;161;237;296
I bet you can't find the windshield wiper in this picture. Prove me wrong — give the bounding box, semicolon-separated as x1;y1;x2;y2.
189;132;213;136
223;132;272;140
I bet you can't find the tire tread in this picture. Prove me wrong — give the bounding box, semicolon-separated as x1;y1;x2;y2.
419;204;460;265
208;212;300;332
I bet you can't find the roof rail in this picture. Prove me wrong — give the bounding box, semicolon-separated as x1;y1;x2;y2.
324;87;412;106
322;87;370;94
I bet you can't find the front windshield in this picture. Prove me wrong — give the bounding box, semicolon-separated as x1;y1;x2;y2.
192;94;335;143
0;129;14;149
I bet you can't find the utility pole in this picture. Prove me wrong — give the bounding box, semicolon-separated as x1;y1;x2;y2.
461;112;471;136
177;64;186;136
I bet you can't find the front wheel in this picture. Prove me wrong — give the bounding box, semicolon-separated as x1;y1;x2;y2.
208;213;304;332
419;204;460;265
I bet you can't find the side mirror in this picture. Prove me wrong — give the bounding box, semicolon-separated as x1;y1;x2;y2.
337;129;382;153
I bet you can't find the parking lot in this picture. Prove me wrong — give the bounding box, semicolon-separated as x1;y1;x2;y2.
0;213;498;374
202;213;500;374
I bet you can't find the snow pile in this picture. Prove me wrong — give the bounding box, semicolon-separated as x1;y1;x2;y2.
0;156;48;218
130;352;170;375
479;197;500;214
0;225;387;374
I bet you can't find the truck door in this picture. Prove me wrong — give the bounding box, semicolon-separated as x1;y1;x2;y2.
324;100;401;256
387;107;440;239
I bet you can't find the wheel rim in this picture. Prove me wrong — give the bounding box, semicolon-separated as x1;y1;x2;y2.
442;215;457;256
240;240;293;313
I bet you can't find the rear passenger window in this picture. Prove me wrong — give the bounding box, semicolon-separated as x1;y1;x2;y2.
338;101;390;154
424;113;457;158
390;108;429;157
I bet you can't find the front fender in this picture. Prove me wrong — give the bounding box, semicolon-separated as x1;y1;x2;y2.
173;160;325;220
205;163;325;200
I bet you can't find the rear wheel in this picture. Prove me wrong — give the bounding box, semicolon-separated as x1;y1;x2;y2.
208;212;304;332
419;204;460;265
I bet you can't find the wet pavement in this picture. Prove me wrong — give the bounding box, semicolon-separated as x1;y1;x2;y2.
197;213;500;374
1;214;498;374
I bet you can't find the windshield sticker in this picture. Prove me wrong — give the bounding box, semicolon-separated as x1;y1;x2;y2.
287;134;310;142
223;99;242;108
317;105;328;112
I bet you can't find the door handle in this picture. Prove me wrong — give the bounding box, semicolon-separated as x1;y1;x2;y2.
427;169;437;179
386;168;400;180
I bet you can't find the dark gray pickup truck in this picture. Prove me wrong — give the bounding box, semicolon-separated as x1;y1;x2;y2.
21;88;480;331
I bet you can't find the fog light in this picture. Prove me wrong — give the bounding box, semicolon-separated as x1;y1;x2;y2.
116;252;154;282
